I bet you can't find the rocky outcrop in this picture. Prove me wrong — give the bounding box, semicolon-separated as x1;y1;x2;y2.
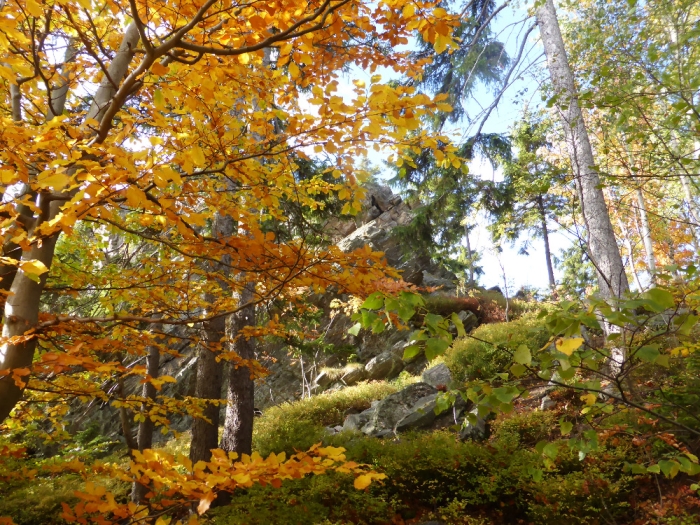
421;363;452;388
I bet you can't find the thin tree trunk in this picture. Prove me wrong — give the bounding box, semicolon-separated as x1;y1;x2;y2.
536;0;628;301
0;24;140;423
464;222;475;288
536;196;556;289
131;339;160;503
617;216;644;292
220;281;256;456
635;187;656;275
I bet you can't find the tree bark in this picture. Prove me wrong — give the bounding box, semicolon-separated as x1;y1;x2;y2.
0;24;140;423
131;339;160;503
536;195;556;290
220;281;256;456
536;0;628;301
189;211;235;464
635;187;656;275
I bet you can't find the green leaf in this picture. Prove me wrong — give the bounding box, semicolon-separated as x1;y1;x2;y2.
361;309;379;327
643;288;675;311
655;355;670;368
635;345;660;363
400;291;424;307
624;462;647;475
560;420;573;436
513;344;531;365
675;313;698;336
510;363;526;377
647;464;660;474
402;345;421;361
362;291;384;310
450;312;466;337
384;296;399;312
527;467;543;482
658;460;680;479
425;337;450;361
542;443;559;460
398;304;415;323
425;313;444;332
348;323;361;336
371;317;385;334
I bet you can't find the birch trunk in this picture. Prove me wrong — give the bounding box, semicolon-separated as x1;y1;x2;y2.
635;187;656;275
536;0;628;301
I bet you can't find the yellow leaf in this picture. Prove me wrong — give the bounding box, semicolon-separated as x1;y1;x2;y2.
25;0;43;17
19;260;49;282
402;3;415;17
37;171;71;190
288;61;300;79
581;393;597;406
151;62;170;76
238;53;251;65
353;79;366;88
354;474;372;490
191;145;206;166
556;337;584;356
125;185;148;208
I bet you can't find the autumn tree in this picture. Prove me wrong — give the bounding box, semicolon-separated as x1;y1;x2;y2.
0;0;465;520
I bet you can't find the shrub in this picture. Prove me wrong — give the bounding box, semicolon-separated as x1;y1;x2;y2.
444;313;551;382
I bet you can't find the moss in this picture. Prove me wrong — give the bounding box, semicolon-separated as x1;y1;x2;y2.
252;381;397;457
444;313;551;382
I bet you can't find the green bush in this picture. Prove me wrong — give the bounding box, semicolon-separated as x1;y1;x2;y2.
444;313;551;382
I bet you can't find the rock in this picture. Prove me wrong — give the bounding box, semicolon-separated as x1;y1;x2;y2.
540;395;557;410
365;351;404;380
454;310;478;333
459;408;490;441
341;366;367;385
361;382;437;437
342;408;375;432
395;393;438;431
422;271;457;290
421;363;452;388
313;370;334;388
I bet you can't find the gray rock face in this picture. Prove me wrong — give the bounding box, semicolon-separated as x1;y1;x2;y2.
395;393;438;431
455;310;479;333
421;363;452;388
343;407;376;432
459;408;490;441
365;351;404;380
360;382;437;436
341;366;367;386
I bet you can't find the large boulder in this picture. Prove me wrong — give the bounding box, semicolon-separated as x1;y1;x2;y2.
395;393;439;432
365;351;404;380
359;382;437;437
421;363;452;388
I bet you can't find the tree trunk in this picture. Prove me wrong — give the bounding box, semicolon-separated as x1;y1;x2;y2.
189;211;235;464
464;222;475;288
220;281;256;456
0;24;140;423
635;187;656;275
131;340;160;503
536;195;556;290
536;0;628;301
